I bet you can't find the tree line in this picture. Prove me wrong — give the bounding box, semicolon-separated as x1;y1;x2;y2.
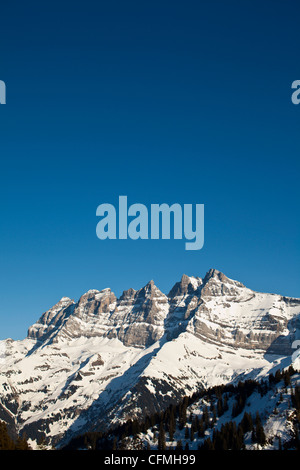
0;421;31;450
64;365;300;451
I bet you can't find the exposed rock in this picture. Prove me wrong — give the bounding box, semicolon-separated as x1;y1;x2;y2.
1;268;298;448
25;270;300;353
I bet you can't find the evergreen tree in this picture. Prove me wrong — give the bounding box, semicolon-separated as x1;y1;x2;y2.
112;437;117;450
223;394;229;412
203;406;209;429
217;397;224;417
0;420;31;450
168;407;176;442
252;412;266;446
274;369;282;383
179;397;188;430
201;437;214;450
283;370;291;387
158;422;166;450
198;417;205;438
240;411;253;433
0;421;15;450
176;440;183;450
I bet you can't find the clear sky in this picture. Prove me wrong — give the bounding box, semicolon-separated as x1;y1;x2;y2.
0;0;299;340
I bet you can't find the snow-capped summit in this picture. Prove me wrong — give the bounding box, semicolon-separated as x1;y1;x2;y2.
168;274;202;298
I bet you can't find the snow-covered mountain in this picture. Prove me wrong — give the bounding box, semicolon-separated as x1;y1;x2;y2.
70;366;300;451
0;269;299;449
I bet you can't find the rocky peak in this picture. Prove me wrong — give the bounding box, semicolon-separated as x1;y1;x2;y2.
3;269;300;451
59;296;73;304
136;280;165;301
203;268;245;287
199;268;245;297
168;274;201;298
78;289;106;304
203;268;226;282
119;288;137;301
27;297;74;340
26;269;299;353
70;288;117;325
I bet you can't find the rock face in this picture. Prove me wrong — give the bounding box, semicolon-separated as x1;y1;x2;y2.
27;281;169;348
1;269;300;448
28;268;299;353
27;297;74;341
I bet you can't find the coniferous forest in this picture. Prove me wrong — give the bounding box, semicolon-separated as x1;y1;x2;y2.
64;366;300;451
0;366;299;450
0;421;31;450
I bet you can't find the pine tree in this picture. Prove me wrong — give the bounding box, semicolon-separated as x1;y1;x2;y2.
252;412;266;446
217;397;224;417
203;406;209;429
198;417;205;438
168;407;176;442
112;437;117;450
176;440;183;450
0;420;31;450
283;370;291;387
201;437;214;450
15;434;31;450
0;421;15;450
223;394;229;412
158;422;166;450
212;408;217;425
274;369;282;384
179;397;188;429
240;411;253;433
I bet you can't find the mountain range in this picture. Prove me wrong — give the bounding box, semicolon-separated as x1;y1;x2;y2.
0;268;299;449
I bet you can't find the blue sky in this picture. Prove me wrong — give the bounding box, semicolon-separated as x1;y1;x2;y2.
0;1;299;339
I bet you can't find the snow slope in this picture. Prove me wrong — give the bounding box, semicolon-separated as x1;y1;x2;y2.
0;269;299;448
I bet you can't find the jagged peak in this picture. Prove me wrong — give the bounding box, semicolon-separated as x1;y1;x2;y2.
45;296;73;308
136;279;166;300
168;274;201;298
78;288;114;303
204;268;223;279
119;281;165;302
203;268;230;282
168;269;246;299
119;287;137;301
59;296;74;304
143;279;159;292
42;296;74;315
202;268;245;288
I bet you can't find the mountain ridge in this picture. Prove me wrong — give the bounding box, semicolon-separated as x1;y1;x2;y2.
27;268;300;351
0;268;299;448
